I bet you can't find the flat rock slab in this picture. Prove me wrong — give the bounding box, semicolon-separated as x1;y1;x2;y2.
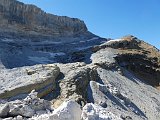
0;64;60;99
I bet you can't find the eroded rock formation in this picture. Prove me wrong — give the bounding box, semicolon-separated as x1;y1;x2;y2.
0;64;60;99
0;0;88;37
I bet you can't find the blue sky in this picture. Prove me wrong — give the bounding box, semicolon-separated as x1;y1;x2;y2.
19;0;160;49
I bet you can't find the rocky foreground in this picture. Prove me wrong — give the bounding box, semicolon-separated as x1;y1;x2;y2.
0;36;160;120
0;0;160;120
0;90;121;120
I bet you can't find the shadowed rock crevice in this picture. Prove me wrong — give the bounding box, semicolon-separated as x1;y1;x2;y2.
42;72;65;101
52;64;99;108
115;53;160;87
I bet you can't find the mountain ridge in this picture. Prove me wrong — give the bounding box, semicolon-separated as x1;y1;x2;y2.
0;0;88;37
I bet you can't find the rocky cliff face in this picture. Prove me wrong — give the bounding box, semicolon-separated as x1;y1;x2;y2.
0;0;88;37
0;0;103;69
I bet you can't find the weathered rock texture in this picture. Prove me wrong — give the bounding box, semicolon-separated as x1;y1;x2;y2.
0;90;53;118
81;103;121;120
52;63;98;108
89;35;160;120
0;64;60;99
0;35;160;120
92;35;160;88
30;100;82;120
0;0;88;37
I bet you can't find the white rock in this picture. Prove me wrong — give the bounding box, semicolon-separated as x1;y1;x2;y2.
106;39;122;43
53;100;82;120
32;100;82;120
3;117;13;120
81;103;122;120
16;115;23;120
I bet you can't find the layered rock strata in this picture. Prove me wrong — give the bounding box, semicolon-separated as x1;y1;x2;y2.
0;0;88;37
0;64;60;99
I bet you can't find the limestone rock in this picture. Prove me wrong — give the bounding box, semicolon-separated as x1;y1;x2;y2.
90;37;160;120
92;36;160;88
87;80;148;120
31;100;82;120
9;104;35;117
0;64;60;99
0;104;9;117
53;101;81;120
81;103;121;120
16;115;23;120
0;90;53;118
0;0;88;37
53;64;99;108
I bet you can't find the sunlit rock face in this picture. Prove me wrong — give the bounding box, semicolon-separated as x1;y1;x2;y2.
0;0;106;69
0;0;88;37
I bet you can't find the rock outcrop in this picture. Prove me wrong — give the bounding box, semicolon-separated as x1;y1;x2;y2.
0;1;105;69
0;0;88;37
0;64;60;99
53;63;98;108
89;35;160;120
92;35;160;88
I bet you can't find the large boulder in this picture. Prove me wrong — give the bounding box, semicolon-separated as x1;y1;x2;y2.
0;64;60;99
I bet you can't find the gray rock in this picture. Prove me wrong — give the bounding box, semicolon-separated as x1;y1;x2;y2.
0;64;60;99
0;1;159;119
9;103;35;117
53;64;99;108
89;38;160;120
20;105;35;117
0;104;9;117
0;90;53;118
16;115;23;120
0;0;87;37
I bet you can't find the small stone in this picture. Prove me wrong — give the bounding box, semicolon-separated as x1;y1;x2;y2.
16;115;23;120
